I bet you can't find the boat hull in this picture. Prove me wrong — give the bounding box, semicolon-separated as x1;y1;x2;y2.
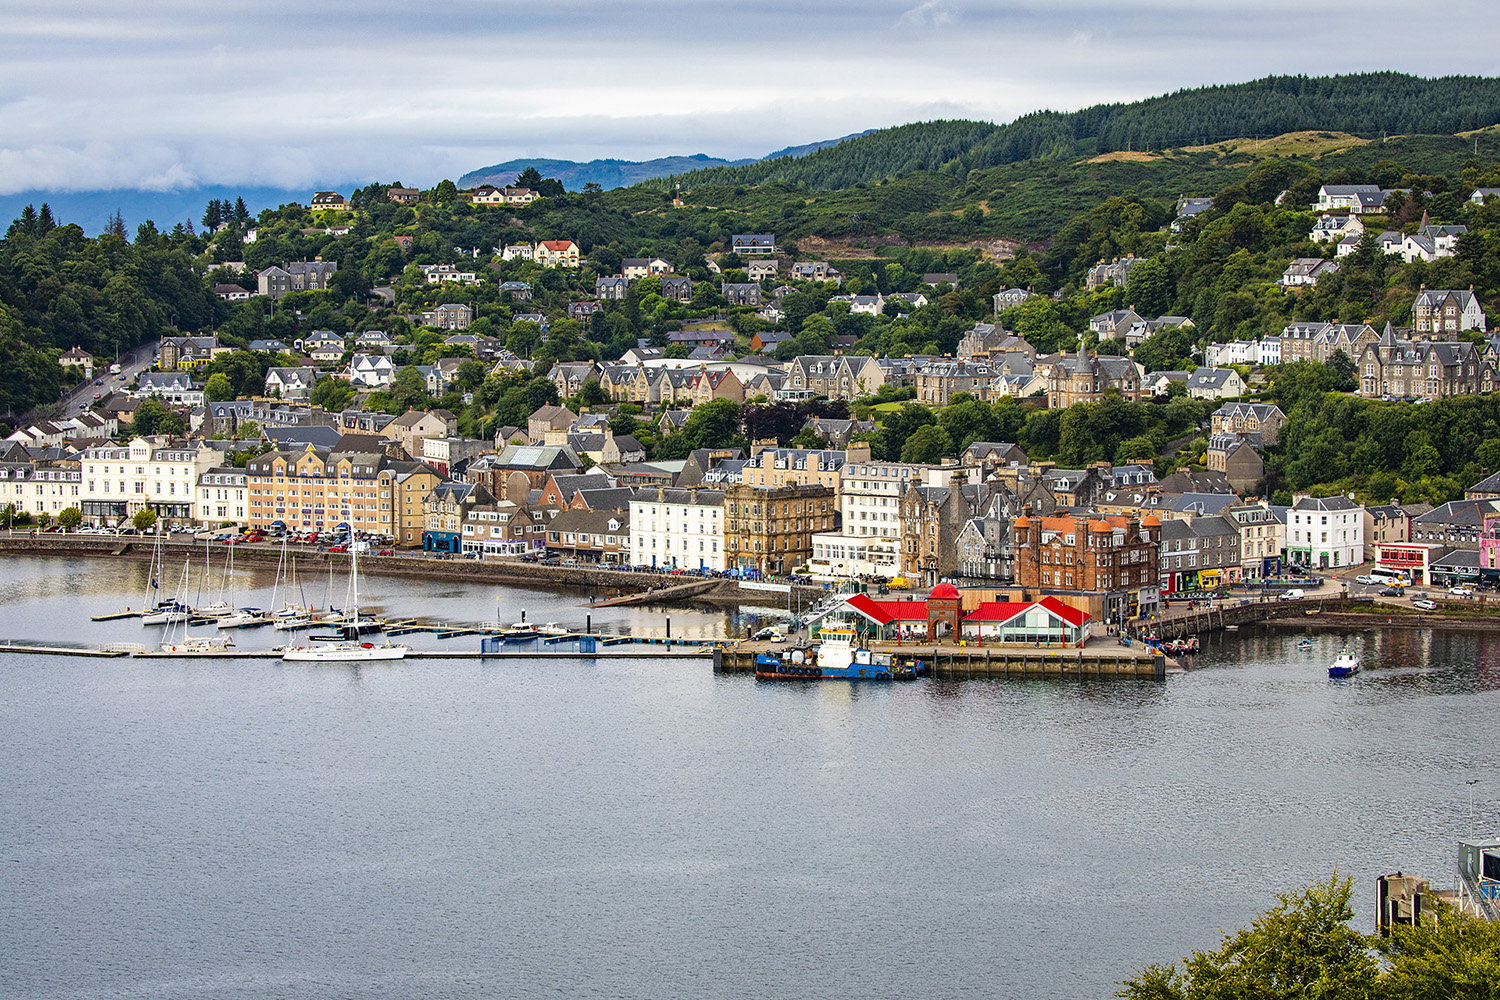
282;643;409;662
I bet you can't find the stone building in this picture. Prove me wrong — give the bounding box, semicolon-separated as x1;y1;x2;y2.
723;483;836;577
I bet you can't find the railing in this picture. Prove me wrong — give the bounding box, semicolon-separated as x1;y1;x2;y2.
1458;866;1500;922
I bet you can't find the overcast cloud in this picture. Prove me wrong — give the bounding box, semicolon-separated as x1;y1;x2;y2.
2;0;1498;194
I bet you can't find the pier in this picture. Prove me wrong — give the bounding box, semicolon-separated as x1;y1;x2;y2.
714;640;1165;679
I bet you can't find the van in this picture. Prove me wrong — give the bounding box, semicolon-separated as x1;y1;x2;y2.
1279;589;1306;601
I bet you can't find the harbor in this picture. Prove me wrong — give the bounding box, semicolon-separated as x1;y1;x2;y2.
1;550;1497;1000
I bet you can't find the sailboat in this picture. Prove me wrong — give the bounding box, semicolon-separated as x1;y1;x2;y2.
160;556;233;654
194;537;233;618
140;533;189;625
214;540;268;629
283;545;408;661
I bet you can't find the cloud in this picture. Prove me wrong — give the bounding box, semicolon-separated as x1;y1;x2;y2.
899;0;953;27
1;1;1498;193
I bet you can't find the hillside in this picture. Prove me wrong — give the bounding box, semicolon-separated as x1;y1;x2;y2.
668;72;1500;191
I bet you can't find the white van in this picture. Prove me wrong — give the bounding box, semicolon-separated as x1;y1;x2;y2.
1279;589;1306;601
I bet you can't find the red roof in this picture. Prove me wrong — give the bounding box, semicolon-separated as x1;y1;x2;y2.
960;601;1032;623
961;596;1092;628
929;582;961;599
841;594;930;625
1039;595;1090;626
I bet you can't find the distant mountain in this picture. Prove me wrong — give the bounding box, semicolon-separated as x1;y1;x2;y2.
457;131;878;192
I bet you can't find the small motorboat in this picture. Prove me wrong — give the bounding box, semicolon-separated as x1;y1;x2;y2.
1297;639;1314;649
1329;649;1360;678
536;623;569;637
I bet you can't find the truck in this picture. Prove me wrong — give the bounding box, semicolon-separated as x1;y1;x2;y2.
109;363;121;376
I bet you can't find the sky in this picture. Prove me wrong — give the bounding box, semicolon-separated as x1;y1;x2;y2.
3;0;1499;196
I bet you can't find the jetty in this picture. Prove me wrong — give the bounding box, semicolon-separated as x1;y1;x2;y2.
715;639;1165;679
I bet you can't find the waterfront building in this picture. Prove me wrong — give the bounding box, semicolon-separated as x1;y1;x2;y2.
723;483;836;576
628;487;726;572
244;446;405;535
1013;511;1161;625
1285;495;1365;570
80;437;215;528
0;457;81;520
195;467;248;526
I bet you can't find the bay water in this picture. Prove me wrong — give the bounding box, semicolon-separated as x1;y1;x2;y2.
2;556;1496;999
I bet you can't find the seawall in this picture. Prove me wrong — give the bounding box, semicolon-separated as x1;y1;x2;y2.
0;535;826;610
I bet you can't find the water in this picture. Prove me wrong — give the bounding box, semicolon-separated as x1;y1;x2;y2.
2;556;1497;1000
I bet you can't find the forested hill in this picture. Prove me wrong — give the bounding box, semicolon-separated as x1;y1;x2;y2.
668;73;1500;191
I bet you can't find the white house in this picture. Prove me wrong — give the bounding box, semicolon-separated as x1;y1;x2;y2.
344;353;395;389
1285;495;1365;571
264;366;318;401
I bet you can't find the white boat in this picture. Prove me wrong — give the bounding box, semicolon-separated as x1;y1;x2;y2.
283;546;408;662
501;621;540;640
282;639;409;662
536;622;569;636
1329;649;1360;678
216;610;268;629
140;604;189;626
160;558;233;653
160;635;234;654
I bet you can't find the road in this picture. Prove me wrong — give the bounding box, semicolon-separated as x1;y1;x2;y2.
63;340;156;418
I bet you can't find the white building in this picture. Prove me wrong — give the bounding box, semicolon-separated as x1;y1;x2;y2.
629;487;726;571
80;437;216;527
196;467;248;526
1285;496;1365;571
0;462;81;518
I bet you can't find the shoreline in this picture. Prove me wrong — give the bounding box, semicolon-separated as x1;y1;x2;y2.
0;536;826;612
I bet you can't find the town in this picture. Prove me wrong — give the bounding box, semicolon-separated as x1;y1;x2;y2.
6;176;1500;631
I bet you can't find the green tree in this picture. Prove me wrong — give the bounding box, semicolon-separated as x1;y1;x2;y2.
204;373;235;402
129;397;187;437
1116;874;1376;1000
133;508;158;532
56;507;82;530
1378;904;1500;1000
900;424;953;463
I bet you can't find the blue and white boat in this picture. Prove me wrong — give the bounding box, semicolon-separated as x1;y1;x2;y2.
1329;649;1360;678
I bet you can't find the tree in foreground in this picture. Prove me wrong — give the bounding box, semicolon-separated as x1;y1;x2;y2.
1116;874;1376;999
132;509;158;533
1377;904;1500;1000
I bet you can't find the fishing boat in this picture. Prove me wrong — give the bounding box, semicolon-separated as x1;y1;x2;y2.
756;624;918;681
1328;649;1360;678
283;546;408;662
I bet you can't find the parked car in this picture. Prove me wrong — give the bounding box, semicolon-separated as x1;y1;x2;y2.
1278;589;1306;601
1355;575;1376;585
1378;586;1405;597
1448;586;1474;597
1412;598;1438;610
376;549;394;556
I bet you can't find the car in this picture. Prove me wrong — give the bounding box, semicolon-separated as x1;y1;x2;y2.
92;392;101;399
376;549;394;556
1412;599;1438;611
1378;586;1405;597
1448;586;1474;597
94;380;103;386
327;543;348;552
1355;575;1376;585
